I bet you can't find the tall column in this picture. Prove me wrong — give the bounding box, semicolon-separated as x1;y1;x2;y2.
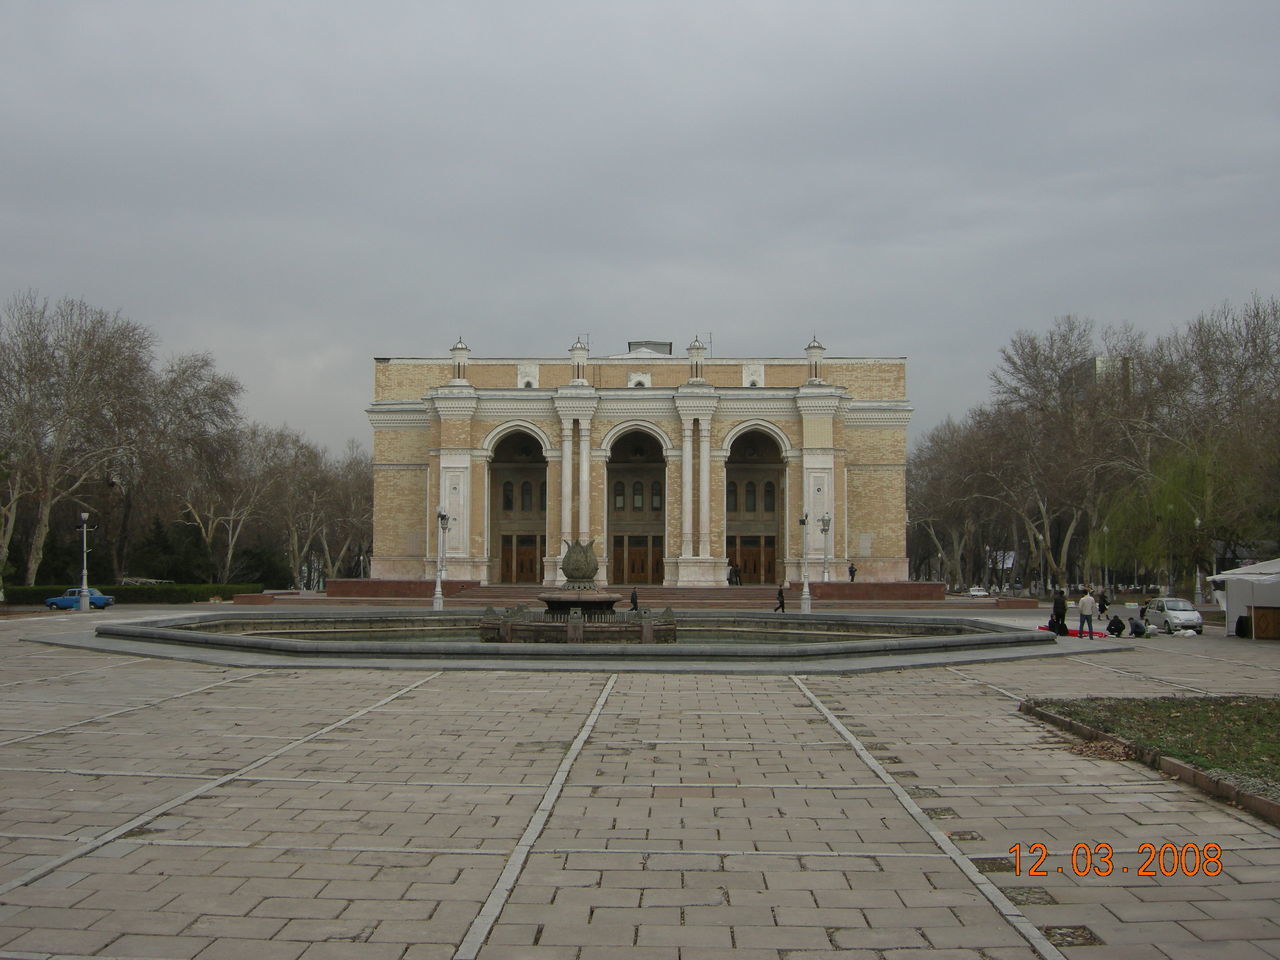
680;419;694;557
560;419;573;548
698;418;711;557
578;419;591;542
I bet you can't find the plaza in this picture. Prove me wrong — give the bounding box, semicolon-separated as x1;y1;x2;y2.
0;606;1277;959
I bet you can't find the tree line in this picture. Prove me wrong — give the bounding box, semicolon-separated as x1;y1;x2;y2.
0;291;371;598
908;295;1280;595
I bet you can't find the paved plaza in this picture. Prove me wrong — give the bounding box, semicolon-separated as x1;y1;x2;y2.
1;608;1278;960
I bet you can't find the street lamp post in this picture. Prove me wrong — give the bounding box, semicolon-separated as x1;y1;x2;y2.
1102;524;1109;594
819;512;831;583
1193;516;1203;605
799;512;812;614
432;508;450;611
77;513;94;612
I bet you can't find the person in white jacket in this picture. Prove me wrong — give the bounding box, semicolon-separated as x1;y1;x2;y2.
1078;589;1097;636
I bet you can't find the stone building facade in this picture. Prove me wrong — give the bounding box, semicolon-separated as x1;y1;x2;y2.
368;338;911;587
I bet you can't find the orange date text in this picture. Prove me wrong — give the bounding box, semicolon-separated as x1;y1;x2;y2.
1007;842;1222;877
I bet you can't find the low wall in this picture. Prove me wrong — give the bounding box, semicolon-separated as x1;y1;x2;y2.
808;581;944;602
326;579;481;598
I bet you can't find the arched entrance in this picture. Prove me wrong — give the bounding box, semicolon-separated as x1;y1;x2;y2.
489;431;547;583
725;430;783;584
607;429;666;584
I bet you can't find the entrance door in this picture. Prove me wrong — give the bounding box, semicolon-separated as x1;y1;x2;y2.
739;536;761;583
501;536;514;583
628;535;650;583
761;535;776;584
515;535;541;583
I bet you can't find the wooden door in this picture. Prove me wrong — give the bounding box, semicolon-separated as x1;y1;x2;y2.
762;536;776;584
500;535;514;583
613;536;625;583
515;535;540;583
628;535;649;583
740;536;762;583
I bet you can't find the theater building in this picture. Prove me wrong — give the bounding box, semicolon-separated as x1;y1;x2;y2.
367;338;911;587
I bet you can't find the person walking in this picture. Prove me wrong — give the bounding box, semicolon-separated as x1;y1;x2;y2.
1078;589;1097;637
630;588;638;611
774;586;786;613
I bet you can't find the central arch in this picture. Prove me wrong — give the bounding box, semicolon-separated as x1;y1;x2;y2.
607;429;666;585
725;429;784;584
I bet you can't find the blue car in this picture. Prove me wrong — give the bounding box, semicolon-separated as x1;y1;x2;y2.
45;588;115;610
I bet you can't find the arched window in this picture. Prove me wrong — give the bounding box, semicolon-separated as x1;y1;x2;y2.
726;481;738;512
523;380;534;388
539;481;546;512
651;481;663;511
520;481;533;511
502;481;514;512
763;481;776;513
632;481;644;510
614;481;625;511
745;481;757;512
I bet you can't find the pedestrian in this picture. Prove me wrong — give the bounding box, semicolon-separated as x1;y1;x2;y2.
1096;588;1109;617
1051;588;1067;626
848;562;857;582
731;563;741;586
774;586;786;613
630;588;638;611
1078;589;1097;636
1129;617;1146;637
1106;613;1125;637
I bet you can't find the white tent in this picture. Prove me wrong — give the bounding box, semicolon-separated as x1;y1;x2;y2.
1210;558;1280;638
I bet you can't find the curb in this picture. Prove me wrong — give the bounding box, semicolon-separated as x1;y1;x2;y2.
1019;702;1280;829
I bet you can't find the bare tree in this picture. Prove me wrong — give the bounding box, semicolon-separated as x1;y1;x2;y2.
0;294;156;585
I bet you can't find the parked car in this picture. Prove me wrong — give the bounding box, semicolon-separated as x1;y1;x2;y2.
45;588;114;610
967;585;990;598
1144;597;1203;634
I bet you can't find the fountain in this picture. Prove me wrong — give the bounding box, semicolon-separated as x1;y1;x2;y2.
477;540;676;643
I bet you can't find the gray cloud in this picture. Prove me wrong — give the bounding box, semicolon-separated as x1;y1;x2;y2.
3;1;1278;449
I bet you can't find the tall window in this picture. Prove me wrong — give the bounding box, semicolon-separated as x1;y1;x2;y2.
763;481;776;513
726;481;738;512
614;481;625;510
502;481;514;511
632;481;644;510
520;481;533;511
651;481;663;511
539;481;547;512
745;481;757;512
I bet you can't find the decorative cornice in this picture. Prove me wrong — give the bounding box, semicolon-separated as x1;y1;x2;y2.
843;405;913;428
372;462;429;470
554;392;600;421
674;389;719;420
715;398;800;417
847;462;908;471
795;388;842;417
474;396;558;419
431;387;478;419
367;406;432;429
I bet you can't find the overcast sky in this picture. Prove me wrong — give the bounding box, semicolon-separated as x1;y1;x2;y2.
4;1;1278;452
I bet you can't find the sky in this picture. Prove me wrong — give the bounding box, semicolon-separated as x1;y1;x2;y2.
3;1;1278;453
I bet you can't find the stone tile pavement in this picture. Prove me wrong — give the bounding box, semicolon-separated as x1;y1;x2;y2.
0;608;1277;959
